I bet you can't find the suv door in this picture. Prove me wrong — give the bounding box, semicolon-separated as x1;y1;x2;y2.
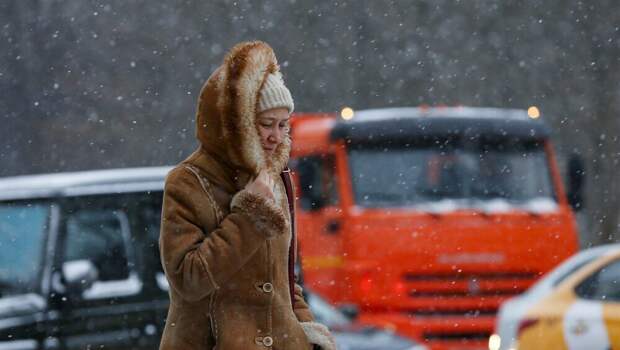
54;196;147;349
127;191;168;344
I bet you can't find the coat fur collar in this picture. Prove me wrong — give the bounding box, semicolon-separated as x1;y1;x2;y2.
195;41;291;178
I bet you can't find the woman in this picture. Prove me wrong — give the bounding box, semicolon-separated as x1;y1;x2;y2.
159;41;336;350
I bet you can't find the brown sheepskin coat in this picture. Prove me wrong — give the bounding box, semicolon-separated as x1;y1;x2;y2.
159;42;335;350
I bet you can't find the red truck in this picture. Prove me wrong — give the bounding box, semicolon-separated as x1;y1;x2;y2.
290;107;581;350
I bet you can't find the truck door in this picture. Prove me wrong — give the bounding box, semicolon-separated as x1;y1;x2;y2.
293;154;344;301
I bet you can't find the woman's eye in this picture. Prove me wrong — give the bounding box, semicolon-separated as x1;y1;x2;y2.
260;123;273;128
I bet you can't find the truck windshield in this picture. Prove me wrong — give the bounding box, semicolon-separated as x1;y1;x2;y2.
348;141;556;211
0;202;50;296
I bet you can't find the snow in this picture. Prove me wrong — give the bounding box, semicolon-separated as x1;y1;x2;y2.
521;197;559;214
0;293;46;315
83;273;143;300
345;107;531;124
0;166;171;200
0;339;38;350
410;197;558;214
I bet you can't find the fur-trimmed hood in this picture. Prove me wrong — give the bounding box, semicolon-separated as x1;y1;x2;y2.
195;41;291;177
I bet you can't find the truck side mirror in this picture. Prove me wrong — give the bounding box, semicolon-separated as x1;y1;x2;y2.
62;259;99;296
567;153;585;211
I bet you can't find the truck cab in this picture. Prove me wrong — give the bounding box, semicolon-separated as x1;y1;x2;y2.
290;107;580;350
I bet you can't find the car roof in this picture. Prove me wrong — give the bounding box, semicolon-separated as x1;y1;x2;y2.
346;107;533;121
330;107;551;144
528;243;620;295
0;166;172;201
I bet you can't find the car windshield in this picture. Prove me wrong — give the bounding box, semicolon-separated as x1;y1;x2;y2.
526;246;619;295
348;140;556;211
0;202;50;296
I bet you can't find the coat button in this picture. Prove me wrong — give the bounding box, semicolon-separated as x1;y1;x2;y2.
263;336;273;347
262;282;273;293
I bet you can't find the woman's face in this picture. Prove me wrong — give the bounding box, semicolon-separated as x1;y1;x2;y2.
256;107;290;156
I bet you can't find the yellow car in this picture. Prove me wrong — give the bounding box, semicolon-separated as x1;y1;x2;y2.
517;248;620;349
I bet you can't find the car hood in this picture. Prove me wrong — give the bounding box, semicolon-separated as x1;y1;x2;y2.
331;324;424;350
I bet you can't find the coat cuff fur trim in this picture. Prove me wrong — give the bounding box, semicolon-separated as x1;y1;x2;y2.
300;322;337;350
230;189;287;237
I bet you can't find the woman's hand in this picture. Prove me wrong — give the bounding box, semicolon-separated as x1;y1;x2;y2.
245;169;276;202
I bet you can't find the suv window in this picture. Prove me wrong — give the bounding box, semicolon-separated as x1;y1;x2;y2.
62;207;141;299
294;155;339;211
0;202;50;296
65;210;130;281
136;194;169;291
139;199;163;273
575;258;620;302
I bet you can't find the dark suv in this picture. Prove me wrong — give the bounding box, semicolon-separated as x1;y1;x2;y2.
0;167;171;349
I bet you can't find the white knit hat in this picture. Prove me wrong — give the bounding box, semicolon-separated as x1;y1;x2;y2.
257;72;294;114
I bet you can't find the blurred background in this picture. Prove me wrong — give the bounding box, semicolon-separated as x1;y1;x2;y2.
1;0;619;247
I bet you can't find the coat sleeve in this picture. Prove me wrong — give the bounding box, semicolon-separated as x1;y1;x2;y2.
159;166;287;302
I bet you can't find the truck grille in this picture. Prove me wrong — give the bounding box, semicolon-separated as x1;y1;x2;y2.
401;271;539;314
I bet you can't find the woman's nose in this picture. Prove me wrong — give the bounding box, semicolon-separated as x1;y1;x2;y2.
269;128;283;143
